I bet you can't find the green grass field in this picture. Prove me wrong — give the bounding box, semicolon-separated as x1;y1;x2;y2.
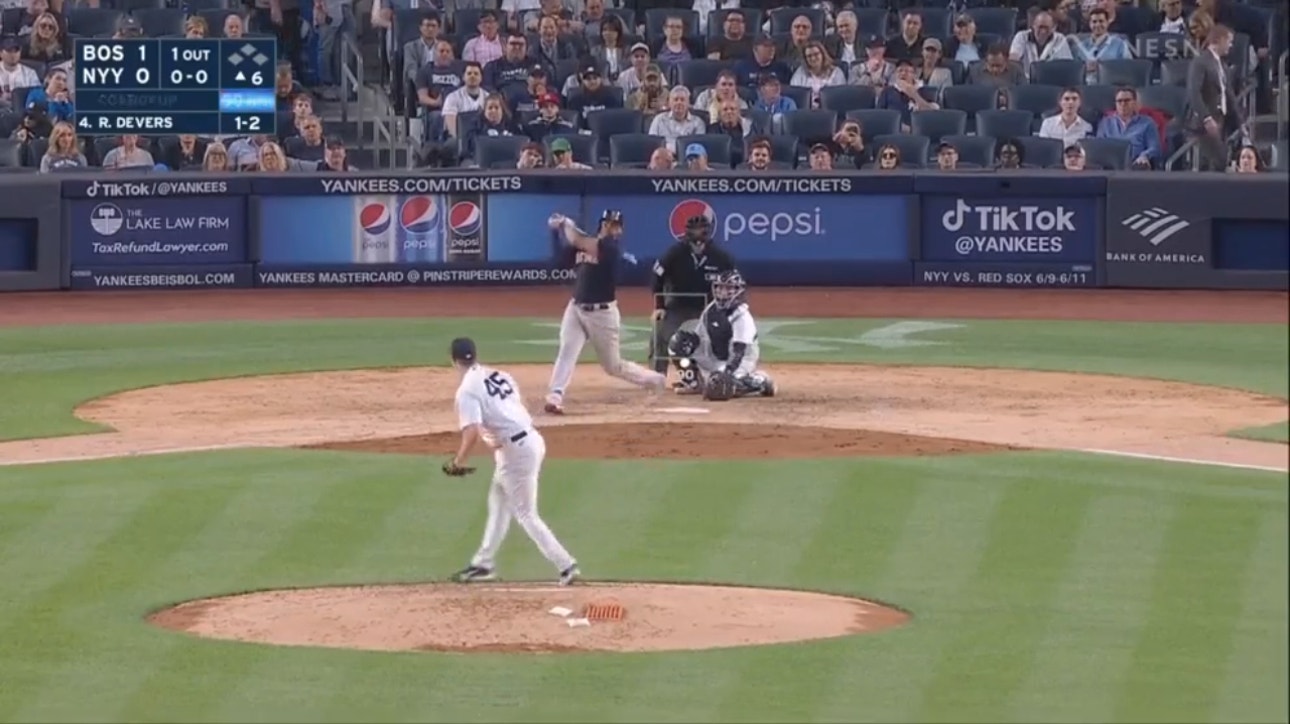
0;316;1286;723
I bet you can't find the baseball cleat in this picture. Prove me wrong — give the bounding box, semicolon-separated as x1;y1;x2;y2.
543;402;564;415
558;565;581;586
451;565;497;583
761;379;776;397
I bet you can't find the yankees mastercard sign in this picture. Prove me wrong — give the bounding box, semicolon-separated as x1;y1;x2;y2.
584;193;910;261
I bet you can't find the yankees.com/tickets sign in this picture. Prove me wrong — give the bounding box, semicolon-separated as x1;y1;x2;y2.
920;196;1099;265
67;198;248;266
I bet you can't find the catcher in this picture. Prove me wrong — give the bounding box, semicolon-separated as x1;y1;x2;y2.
667;269;776;401
444;337;581;586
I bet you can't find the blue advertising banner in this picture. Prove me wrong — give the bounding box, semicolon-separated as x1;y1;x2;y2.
254;263;578;287
68;198;248;266
0;220;37;271
914;262;1097;288
257;193;581;264
920;196;1098;264
68;264;253;290
582;193;910;262
249;175;529;196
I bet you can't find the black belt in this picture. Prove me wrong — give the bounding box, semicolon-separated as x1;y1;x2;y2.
509;431;528;443
576;303;611;312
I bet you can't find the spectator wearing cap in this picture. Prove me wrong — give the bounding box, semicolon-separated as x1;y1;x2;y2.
878;59;939;132
790;40;845;108
969;44;1027;88
627;65;668;114
825;11;863;67
742;137;773;171
647;145;675;169
526;92;576;142
590;15;630;80
442;61;488;138
415;40;465;116
463;93;522;162
529;14;578;78
549;136;592;169
648;86;706;154
1063;143;1088;170
652;14;698;64
101;135;154;171
317;137;356;171
567;65;622;124
402;13;444;87
936;141;960;170
517;140;545;169
486;33;535;93
463;10;505;66
753;74;796;115
1038;86;1093;147
617;43;659;96
944;15;986;67
887;11;926;63
694;70;748;119
735;37;792;89
506;65;550;113
1009;11;1074;77
778;14;815;67
808;143;833;170
708;98;750;163
829;118;871;168
850;37;894;87
916;39;953;91
113;14;143;39
12;99;50;141
707;9;753;61
683;142;711;171
0;36;40;112
1072;7;1131;84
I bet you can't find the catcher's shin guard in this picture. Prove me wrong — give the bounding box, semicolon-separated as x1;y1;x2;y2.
734;372;774;398
671;357;703;395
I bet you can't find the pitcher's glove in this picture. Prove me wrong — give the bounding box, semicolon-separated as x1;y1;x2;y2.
442;460;476;477
703;370;737;402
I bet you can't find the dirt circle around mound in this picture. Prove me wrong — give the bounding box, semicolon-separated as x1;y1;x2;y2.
147;582;910;654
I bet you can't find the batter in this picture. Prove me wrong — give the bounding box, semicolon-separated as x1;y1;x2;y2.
544;209;666;414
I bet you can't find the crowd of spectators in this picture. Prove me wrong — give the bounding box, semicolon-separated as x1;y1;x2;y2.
389;0;1281;172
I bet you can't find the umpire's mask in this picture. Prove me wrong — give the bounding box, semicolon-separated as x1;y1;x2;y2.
684;215;712;253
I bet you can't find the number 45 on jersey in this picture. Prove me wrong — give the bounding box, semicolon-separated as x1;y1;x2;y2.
485;372;514;400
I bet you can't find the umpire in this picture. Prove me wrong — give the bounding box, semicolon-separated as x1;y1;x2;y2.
647;215;736;376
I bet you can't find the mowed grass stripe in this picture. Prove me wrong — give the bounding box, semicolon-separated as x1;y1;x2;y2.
1214;510;1290;724
813;460;1012;723
209;455;444;722
914;467;1090;722
114;453;371;722
1006;495;1173;722
1113;500;1264;722
0;461;250;722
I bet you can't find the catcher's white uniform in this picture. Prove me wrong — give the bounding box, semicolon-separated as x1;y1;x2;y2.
693;300;761;377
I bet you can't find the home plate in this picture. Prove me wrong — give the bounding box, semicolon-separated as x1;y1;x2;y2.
657;407;710;414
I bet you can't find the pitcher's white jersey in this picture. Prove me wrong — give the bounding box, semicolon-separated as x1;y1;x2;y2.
694;301;760;375
455;365;533;440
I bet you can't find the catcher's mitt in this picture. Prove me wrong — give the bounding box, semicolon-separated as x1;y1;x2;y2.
702;370;737;402
442;460;477;477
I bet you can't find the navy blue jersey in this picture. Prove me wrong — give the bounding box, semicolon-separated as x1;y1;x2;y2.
572;237;620;304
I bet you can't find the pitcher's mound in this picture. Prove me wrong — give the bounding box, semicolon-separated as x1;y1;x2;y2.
148;582;910;654
303;423;1011;459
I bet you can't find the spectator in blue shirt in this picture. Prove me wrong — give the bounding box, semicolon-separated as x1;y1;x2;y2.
736;37;792;89
752;75;797;115
24;66;73;123
1096;86;1160;168
1072;8;1133;84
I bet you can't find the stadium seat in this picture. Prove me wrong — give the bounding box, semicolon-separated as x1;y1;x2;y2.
975;109;1034;140
845;108;900;141
1078;137;1132;170
66;8;123;37
543;134;597;167
1016;135;1064;169
1030;59;1084;87
604;7;636;33
1078;84;1118;124
873;133;930;168
940;134;996;168
966;7;1018;39
852;8;889;39
135;8;186;37
780;85;812;111
1136;84;1187;124
768;6;825;37
781;109;838;154
1007;84;1063;119
1133;31;1189;61
742;108;772;135
197;8;239;37
586;108;644;162
910;109;967;145
475;135;528;169
93;136;122;164
1159;58;1192;87
451;9;509;35
609;133;665;167
0;111;19;139
903;6;951;38
819;85;876;113
1097;59;1153;87
0;138;22;168
941;84;998;130
677;134;733;167
748;134;799;167
677;59;735;89
181;0;232;10
24;137;49;168
1270;141;1288;171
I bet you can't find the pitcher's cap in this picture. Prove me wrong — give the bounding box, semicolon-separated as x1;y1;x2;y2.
450;337;477;362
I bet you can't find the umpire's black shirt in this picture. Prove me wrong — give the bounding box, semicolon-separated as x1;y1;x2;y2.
651;242;736;313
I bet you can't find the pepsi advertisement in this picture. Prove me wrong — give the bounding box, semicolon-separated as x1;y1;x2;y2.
921;196;1099;264
67;198;247;266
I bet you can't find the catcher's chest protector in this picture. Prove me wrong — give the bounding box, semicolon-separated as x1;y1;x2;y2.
702;305;734;361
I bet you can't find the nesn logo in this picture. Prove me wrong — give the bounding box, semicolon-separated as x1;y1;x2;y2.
1120;207;1191;246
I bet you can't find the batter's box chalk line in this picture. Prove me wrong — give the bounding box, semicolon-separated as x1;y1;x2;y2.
656;407;711;414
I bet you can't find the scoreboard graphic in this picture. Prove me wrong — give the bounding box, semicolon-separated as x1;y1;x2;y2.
74;39;278;136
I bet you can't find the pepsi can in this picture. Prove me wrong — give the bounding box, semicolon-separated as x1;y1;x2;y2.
396;194;444;263
354;195;397;264
444;193;486;263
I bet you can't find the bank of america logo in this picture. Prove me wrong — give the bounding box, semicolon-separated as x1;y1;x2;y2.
1121;207;1191;246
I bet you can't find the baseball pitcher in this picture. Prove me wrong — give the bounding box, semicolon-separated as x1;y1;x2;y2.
668;270;776;401
543;209;666;414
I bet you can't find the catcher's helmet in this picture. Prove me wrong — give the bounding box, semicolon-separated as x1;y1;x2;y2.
712;269;748;309
667;329;701;358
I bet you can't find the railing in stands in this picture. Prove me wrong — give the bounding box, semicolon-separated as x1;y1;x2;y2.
1279;51;1288;142
1166;58;1262;171
339;33;396;169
